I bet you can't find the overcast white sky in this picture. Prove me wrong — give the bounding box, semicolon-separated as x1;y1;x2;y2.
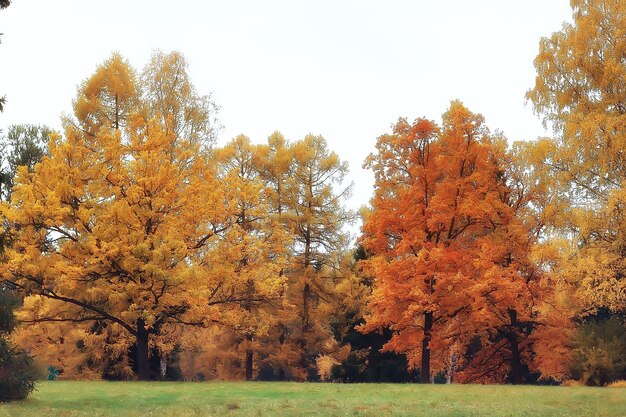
0;1;572;228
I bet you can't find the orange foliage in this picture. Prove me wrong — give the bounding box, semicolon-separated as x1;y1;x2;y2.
361;101;572;383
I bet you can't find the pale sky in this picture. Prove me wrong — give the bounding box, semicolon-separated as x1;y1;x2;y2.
0;1;572;232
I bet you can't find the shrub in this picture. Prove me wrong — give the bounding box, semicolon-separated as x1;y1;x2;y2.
0;289;38;401
0;339;37;401
570;317;626;386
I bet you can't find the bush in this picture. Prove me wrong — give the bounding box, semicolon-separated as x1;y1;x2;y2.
0;339;37;401
570;317;626;386
0;289;37;401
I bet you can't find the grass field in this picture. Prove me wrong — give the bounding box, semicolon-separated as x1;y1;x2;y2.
1;381;624;417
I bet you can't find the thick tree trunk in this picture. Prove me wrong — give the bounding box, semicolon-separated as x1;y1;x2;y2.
136;318;150;381
508;335;524;385
420;312;433;383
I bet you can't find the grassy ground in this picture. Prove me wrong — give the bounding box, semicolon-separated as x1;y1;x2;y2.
1;381;624;417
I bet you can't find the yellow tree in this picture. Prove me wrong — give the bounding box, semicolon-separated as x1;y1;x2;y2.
257;133;353;380
286;135;354;380
73;53;139;134
140;50;220;148
208;135;289;380
0;53;224;380
527;0;626;315
256;131;294;217
254;131;297;378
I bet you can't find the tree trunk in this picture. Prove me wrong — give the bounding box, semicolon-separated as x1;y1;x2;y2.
136;318;150;381
507;309;524;384
160;354;167;380
508;335;524;384
420;312;433;383
245;334;254;381
446;352;456;384
278;329;286;380
241;273;255;381
299;282;311;373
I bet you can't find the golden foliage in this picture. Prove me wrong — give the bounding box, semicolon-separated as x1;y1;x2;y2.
1;52;227;380
527;0;626;316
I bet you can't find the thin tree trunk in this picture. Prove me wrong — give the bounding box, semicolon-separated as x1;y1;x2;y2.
136;318;150;381
160;354;167;380
446;352;456;384
114;94;119;130
245;334;254;381
300;282;310;373
278;329;286;380
420;312;433;383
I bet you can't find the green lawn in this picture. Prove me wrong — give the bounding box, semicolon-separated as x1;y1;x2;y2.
1;381;624;417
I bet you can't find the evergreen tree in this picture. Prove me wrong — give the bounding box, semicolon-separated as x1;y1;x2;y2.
0;287;37;401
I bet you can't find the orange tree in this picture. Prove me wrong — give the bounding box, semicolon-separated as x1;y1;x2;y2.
360;101;569;383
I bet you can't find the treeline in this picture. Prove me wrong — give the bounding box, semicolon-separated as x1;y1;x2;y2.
1;51;368;383
1;0;625;387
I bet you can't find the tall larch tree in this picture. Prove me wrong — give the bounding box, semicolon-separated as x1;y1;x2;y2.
252;131;297;379
209;135;289;380
277;134;353;380
0;53;224;380
140;50;221;149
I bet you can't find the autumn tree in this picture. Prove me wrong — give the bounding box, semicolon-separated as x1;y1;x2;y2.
209;135;289;380
252;132;297;378
361;107;462;383
283;135;354;379
527;0;626;317
254;133;354;380
256;131;294;218
361;101;568;383
454;139;572;384
0;53;224;380
140;50;220;149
